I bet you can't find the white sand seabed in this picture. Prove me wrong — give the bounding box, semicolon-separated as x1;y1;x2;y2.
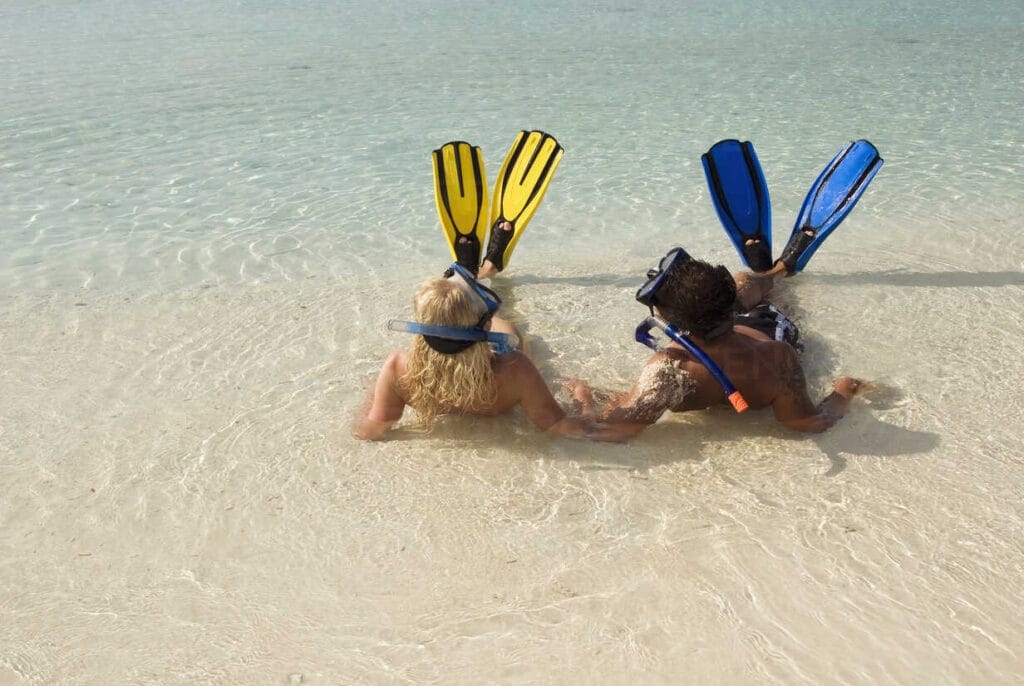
3;0;1023;679
2;253;1023;683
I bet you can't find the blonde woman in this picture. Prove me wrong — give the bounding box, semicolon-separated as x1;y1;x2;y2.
353;263;597;440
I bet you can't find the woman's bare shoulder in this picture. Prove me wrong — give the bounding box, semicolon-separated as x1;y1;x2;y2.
383;348;408;371
492;350;531;371
492;351;546;393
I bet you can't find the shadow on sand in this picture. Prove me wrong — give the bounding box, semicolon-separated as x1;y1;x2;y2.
809;269;1024;289
493;270;944;476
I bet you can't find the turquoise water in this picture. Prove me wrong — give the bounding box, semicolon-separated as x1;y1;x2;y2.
3;0;1022;293
3;1;1024;684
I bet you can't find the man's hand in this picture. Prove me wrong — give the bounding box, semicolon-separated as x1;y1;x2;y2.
560;378;596;417
833;377;876;399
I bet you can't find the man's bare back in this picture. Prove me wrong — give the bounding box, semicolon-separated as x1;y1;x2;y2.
569;259;867;438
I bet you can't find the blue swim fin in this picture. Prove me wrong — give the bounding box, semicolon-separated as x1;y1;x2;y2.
701;140;774;272
778;140;884;274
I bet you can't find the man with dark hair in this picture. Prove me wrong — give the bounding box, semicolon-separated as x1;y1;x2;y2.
568;252;868;436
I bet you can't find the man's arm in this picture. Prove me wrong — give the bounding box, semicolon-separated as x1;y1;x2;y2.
352;351;407;440
593;389;665;438
770;344;863;432
570;355;690;440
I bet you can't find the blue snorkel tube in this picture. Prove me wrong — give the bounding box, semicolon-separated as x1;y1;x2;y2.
635;315;749;413
387;319;519;349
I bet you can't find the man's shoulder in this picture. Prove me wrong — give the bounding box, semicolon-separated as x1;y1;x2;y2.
659;348;703;371
612;351;698;422
641;351;701;381
752;339;799;369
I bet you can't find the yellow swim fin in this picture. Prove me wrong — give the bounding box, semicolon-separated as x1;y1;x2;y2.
484;130;564;271
432;141;489;273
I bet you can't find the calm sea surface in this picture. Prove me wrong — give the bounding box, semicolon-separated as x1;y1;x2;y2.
2;0;1023;683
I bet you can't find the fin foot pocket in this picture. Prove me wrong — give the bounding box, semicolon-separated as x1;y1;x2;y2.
485;130;564;272
777;230;816;275
742;240;774;272
454;239;481;275
483;221;514;271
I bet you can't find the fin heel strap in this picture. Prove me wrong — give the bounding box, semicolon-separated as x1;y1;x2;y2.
742;241;774;272
453;241;481;276
777;230;815;275
483;221;514;272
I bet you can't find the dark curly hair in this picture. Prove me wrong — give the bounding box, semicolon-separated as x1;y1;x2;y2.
655;259;736;337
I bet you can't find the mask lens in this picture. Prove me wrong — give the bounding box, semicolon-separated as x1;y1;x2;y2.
473;281;502;314
636;247;693;308
447;263;502;316
660;247;689;272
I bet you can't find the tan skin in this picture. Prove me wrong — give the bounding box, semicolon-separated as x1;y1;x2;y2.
353;315;607;440
567;262;870;438
355;221;612;441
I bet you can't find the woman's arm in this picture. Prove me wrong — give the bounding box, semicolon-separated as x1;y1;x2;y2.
352;351;407;440
505;356;641;442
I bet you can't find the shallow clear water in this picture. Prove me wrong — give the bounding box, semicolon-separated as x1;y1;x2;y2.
2;0;1023;683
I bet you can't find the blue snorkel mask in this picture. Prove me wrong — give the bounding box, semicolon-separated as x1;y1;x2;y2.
389;263;518;354
387;320;518;351
444;262;502;323
634;247;748;413
635;247;692;311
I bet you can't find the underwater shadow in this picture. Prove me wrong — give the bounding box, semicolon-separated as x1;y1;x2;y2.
814;415;940;477
695;384;940;477
473;267;943;475
811;269;1024;289
499;273;640;289
542;418;714;473
368;391;938;478
799;381;941;475
539;384;939;477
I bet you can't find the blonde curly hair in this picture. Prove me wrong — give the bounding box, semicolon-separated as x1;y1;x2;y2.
400;278;498;427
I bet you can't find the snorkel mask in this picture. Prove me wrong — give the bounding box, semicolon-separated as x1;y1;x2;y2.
635;247;692;311
445;263;502;324
634;247;748;413
388;263;518;354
